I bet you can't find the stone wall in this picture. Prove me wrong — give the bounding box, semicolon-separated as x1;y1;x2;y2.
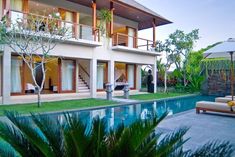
202;70;235;96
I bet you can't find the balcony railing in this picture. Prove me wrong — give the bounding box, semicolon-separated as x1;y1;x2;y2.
7;10;100;42
112;33;154;51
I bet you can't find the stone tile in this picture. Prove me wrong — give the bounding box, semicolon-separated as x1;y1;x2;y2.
158;110;235;151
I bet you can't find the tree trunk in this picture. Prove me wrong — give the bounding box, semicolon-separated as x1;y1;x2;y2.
164;69;167;93
37;91;41;108
183;69;187;87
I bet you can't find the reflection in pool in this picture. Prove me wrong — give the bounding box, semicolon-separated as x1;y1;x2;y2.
53;95;215;129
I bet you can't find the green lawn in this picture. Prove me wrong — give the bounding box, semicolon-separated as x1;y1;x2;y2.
128;92;191;100
0;99;116;116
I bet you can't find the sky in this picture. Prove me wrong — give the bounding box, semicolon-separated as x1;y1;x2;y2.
136;0;235;51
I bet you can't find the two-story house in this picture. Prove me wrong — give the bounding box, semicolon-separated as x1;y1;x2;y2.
0;0;171;104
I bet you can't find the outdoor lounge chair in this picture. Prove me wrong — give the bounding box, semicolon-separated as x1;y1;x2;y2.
196;101;235;114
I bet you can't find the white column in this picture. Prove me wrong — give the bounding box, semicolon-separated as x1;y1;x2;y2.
153;56;157;93
136;65;142;90
108;60;115;90
2;47;11;104
75;59;79;93
90;58;97;98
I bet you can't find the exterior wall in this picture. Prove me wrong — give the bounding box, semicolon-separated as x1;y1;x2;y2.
0;0;160;104
49;42;156;65
201;70;232;96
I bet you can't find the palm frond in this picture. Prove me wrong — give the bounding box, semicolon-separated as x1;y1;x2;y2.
129;112;168;151
0;111;42;156
88;116;108;157
156;126;189;157
0;140;18;157
31;113;65;156
63;113;90;157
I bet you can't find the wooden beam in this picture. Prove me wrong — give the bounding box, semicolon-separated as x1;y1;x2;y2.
3;0;10;15
22;0;29;13
73;12;78;39
152;18;156;47
92;0;97;35
110;2;114;37
58;58;61;93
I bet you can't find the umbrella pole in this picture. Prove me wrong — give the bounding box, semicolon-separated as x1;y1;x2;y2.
230;52;234;101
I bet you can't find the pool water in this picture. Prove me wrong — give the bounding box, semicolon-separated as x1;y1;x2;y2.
53;95;215;129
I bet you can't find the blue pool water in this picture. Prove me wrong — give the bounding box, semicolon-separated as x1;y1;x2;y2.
52;95;215;129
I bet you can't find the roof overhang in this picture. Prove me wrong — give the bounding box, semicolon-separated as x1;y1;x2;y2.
66;0;172;30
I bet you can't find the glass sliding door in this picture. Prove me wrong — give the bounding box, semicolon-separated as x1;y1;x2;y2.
61;60;74;91
128;28;135;48
11;57;23;93
127;65;135;89
97;62;107;90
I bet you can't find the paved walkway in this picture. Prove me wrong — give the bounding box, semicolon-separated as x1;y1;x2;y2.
158;109;235;151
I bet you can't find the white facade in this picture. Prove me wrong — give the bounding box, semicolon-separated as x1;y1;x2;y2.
0;0;169;104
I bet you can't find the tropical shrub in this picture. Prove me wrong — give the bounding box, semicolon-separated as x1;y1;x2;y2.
0;111;233;157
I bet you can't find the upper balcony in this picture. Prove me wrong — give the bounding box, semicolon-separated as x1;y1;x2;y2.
1;0;171;53
112;32;157;56
7;10;101;47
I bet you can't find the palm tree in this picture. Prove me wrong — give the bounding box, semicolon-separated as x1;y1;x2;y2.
0;111;233;157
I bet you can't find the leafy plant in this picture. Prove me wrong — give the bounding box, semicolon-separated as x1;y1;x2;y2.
187;74;204;92
98;9;112;37
0;111;233;157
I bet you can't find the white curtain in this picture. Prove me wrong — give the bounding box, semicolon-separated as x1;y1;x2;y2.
65;11;73;37
97;64;104;89
10;0;23;27
0;1;2;17
128;65;134;88
11;58;22;93
11;0;23;11
62;60;74;91
128;28;135;48
115;68;126;82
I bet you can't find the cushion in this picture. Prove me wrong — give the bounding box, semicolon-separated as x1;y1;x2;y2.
196;101;234;112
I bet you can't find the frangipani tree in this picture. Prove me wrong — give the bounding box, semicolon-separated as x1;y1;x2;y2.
0;12;69;107
156;40;175;93
168;29;199;86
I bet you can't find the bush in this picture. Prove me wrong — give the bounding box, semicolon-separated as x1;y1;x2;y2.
0;111;233;157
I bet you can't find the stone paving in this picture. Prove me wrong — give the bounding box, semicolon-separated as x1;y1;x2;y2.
158;109;235;151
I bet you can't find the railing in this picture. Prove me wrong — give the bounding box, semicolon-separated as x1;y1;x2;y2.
7;10;100;42
112;32;154;51
79;63;90;88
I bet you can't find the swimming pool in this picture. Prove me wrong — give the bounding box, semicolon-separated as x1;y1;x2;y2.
52;95;215;129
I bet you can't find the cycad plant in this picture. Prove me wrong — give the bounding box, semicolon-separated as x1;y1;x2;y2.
0;111;233;157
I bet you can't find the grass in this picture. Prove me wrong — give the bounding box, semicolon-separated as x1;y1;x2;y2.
128;92;191;100
0;99;116;116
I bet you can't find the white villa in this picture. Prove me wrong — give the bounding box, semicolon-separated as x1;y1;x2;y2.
0;0;171;104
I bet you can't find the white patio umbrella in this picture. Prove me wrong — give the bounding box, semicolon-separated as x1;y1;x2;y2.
204;38;235;100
